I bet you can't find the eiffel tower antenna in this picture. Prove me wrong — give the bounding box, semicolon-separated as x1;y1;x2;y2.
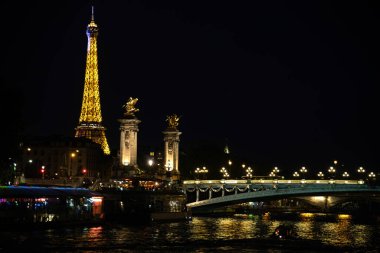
91;5;95;21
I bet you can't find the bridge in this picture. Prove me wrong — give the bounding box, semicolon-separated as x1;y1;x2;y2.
183;179;380;210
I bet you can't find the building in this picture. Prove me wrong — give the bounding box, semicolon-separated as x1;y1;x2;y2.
19;135;110;183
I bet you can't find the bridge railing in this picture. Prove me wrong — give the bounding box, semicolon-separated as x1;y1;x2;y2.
183;179;364;186
186;183;379;208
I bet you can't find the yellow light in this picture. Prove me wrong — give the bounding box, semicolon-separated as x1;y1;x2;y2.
311;196;325;202
338;214;351;219
91;197;103;203
300;212;314;218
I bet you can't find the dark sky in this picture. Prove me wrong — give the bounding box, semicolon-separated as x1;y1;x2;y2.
1;1;380;175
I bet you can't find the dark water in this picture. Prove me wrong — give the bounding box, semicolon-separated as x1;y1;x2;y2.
1;213;379;252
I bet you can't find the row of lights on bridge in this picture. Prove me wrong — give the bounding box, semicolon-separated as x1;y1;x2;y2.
194;160;377;180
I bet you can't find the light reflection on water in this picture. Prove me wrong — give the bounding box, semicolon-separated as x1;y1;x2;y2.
1;214;378;252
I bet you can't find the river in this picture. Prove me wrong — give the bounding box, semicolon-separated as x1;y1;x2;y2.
1;213;379;252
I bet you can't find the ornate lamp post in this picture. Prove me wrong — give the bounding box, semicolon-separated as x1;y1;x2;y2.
328;166;336;179
220;167;229;179
357;166;365;180
300;166;307;179
195;166;208;179
368;172;376;179
246;166;253;179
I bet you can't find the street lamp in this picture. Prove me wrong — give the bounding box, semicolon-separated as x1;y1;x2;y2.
368;172;376;179
342;171;349;178
220;167;229;179
317;171;324;179
300;166;307;179
357;166;365;179
328;166;336;179
246;166;253;178
69;152;76;177
40;166;45;180
269;171;276;177
293;171;300;178
194;166;208;179
273;167;280;174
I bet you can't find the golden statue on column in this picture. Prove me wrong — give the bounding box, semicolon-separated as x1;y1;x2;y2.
123;97;139;117
166;114;180;130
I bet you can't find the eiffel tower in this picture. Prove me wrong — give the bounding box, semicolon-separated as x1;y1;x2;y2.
75;6;110;155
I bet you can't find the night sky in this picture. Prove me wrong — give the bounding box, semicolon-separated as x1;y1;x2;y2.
1;1;380;177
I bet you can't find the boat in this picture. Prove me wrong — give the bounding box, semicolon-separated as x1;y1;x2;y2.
96;177;191;223
0;185;104;228
271;224;298;239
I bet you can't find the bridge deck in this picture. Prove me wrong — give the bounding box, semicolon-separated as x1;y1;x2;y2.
184;181;379;209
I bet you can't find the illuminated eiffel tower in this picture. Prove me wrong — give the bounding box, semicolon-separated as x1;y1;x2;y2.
75;7;110;155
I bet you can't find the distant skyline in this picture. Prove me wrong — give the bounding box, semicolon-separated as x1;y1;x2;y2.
1;1;380;174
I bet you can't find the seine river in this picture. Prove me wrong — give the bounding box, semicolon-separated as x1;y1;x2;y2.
1;213;379;252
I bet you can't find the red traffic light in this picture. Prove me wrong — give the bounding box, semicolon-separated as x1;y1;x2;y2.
40;168;45;173
82;169;87;174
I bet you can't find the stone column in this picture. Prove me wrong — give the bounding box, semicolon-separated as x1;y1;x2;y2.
119;117;141;173
163;130;181;180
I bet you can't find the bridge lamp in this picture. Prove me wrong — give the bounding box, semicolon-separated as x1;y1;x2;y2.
317;171;324;178
368;172;376;178
200;166;208;179
273;167;280;174
300;166;307;179
246;167;253;178
194;167;201;179
357;167;365;180
328;166;336;179
357;167;365;173
342;172;349;178
269;171;276;177
220;167;229;178
293;171;300;177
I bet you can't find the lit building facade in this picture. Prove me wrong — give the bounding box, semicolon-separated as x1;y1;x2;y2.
20;136;107;180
